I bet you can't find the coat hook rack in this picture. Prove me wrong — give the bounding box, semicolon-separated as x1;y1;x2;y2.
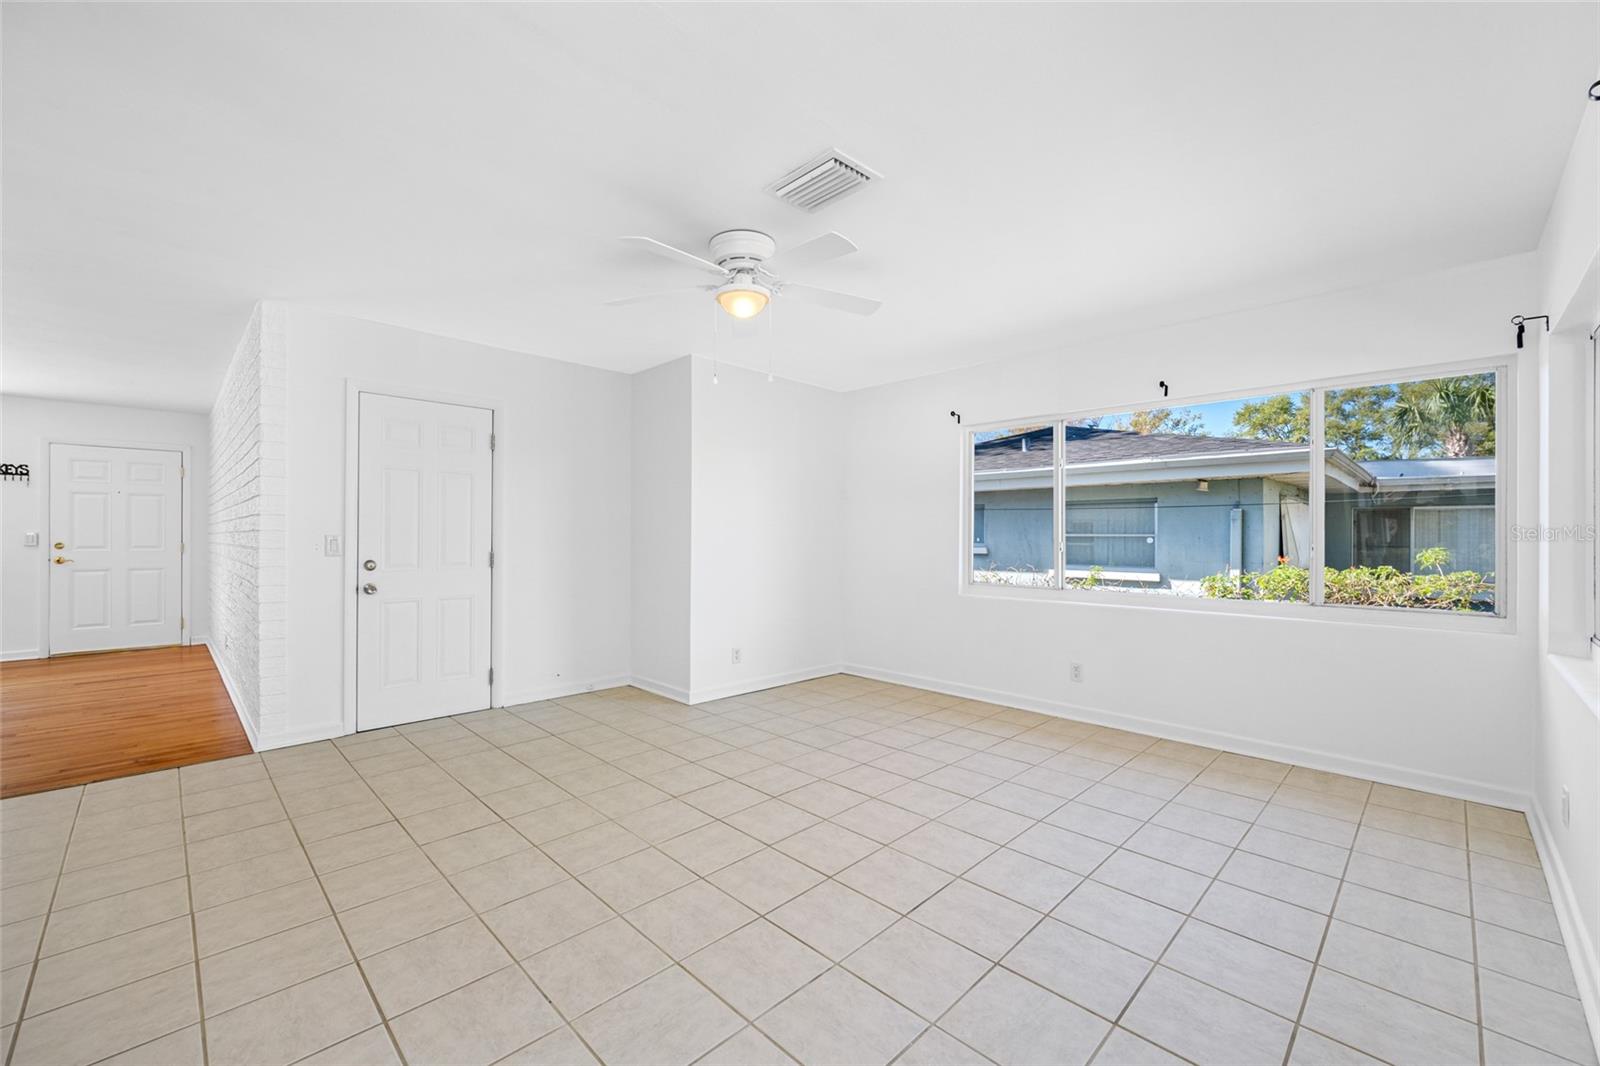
1589;79;1599;102
949;411;962;424
1511;314;1549;350
1158;381;1169;398
0;463;30;483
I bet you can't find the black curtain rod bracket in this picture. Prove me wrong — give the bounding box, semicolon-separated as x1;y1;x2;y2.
1511;314;1549;350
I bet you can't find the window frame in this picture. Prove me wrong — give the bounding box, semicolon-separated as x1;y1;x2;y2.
959;356;1514;633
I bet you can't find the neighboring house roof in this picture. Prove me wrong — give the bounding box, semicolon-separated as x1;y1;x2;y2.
1362;458;1495;479
973;425;1302;473
974;427;1491;491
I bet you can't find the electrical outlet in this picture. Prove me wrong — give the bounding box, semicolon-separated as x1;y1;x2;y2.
1562;786;1571;827
731;648;742;665
1069;662;1084;683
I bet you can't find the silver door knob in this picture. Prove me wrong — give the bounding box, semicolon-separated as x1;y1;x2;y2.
362;583;378;595
363;559;377;571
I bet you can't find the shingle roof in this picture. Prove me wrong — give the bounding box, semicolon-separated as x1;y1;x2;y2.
973;425;1305;473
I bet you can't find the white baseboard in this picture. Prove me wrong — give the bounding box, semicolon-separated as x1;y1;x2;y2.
200;639;260;752
253;722;348;751
1529;800;1600;1063
1;648;41;662
840;662;1529;811
686;664;847;705
626;675;692;704
498;674;636;707
566;665;845;706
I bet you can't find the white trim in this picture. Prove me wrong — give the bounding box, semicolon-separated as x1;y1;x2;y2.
342;380;503;736
1529;799;1600;1064
627;675;693;705
1;649;42;662
617;666;850;707
201;638;258;752
841;662;1529;809
686;664;847;705
497;674;635;707
37;436;195;657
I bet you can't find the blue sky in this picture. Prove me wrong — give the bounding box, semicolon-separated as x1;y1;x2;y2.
980;393;1289;442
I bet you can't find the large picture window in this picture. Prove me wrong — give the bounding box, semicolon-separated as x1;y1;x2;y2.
965;365;1506;619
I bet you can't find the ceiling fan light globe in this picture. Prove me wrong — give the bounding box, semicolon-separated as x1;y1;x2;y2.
715;284;770;319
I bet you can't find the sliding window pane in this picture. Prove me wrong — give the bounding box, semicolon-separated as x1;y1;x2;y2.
1323;372;1498;613
972;424;1055;587
1063;395;1311;601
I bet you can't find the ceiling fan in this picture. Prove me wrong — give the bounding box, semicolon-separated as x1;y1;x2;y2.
606;229;881;319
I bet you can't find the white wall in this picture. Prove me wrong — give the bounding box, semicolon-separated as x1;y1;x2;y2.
689;356;844;700
1;394;210;660
274;305;632;745
207;304;289;743
1531;96;1600;1040
630;357;691;698
843;253;1541;804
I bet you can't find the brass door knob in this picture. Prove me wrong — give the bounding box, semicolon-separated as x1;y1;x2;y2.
53;541;64;549
53;556;73;564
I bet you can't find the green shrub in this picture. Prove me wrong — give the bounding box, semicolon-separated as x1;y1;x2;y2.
1203;548;1491;611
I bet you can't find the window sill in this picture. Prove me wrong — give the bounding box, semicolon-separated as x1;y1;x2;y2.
960;580;1514;635
971;545;989;556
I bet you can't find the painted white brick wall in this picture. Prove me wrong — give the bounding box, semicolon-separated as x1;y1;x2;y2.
208;302;288;742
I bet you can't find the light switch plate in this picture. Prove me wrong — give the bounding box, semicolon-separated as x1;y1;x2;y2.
23;531;39;547
324;535;342;556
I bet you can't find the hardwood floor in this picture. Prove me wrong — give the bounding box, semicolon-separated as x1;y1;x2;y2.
0;645;252;798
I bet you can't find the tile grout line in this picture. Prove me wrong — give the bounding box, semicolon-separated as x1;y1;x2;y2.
255;753;413;1066
3;680;1567;1066
178;767;213;1066
1035;750;1282;1064
1467;825;1485;1066
1280;780;1372;1066
492;688;1508;1063
319;733;616;1066
2;786;83;1066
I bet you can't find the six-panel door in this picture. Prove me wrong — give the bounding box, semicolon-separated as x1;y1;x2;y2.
48;443;184;654
356;393;493;730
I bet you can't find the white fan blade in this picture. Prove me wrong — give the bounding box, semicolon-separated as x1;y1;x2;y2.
618;236;728;277
603;285;713;307
781;282;881;316
765;231;857;274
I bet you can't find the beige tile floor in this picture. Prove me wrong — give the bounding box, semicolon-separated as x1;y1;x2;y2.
0;674;1593;1066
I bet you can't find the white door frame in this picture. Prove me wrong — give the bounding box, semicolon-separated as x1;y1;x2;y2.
38;436;194;658
342;379;504;736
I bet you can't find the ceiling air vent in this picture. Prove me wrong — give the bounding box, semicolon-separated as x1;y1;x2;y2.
767;149;881;213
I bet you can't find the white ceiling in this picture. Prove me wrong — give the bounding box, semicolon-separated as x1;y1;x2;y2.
3;3;1594;411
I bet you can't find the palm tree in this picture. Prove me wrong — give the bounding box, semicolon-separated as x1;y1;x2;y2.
1390;375;1495;457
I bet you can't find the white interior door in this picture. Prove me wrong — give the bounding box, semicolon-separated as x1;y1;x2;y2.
357;393;493;730
48;443;184;654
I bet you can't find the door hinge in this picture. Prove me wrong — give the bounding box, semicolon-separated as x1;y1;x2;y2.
181;542;186;555
489;433;496;451
488;666;494;685
488;550;494;568
180;615;186;630
180;466;186;478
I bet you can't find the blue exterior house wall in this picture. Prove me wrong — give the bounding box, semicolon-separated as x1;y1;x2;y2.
975;477;1306;583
